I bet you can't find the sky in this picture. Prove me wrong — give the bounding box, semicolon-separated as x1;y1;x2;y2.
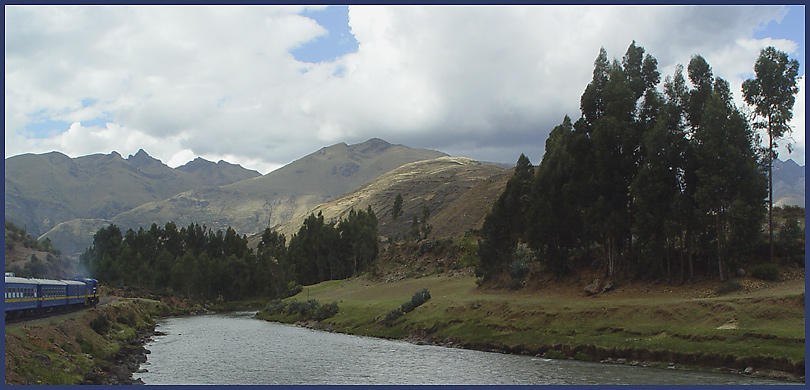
4;5;806;174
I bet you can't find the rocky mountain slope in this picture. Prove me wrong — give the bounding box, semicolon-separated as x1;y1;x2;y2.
5;149;260;238
773;158;805;207
4;222;79;279
39;139;447;257
274;156;507;240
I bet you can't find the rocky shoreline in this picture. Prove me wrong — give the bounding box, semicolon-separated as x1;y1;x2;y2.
406;334;805;383
290;319;803;383
81;329;155;385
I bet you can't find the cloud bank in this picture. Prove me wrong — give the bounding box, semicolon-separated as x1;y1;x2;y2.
5;5;804;173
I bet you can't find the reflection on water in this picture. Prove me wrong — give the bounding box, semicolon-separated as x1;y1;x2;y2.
137;312;796;385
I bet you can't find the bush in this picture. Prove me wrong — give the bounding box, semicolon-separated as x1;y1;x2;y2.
544;350;566;360
89;314;111;335
286;282;303;297
384;308;404;324
264;299;338;321
509;259;529;279
716;280;742;295
264;299;287;314
573;352;592;361
312;301;339;321
751;263;780;281
384;288;431;326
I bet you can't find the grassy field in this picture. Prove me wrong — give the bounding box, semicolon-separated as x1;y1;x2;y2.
258;274;805;377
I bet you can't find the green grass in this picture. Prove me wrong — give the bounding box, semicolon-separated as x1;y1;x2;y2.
259;275;805;365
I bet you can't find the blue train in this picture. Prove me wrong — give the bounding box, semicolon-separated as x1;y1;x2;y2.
4;275;99;319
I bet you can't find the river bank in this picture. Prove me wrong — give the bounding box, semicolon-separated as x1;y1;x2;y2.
4;298;190;385
256;272;805;383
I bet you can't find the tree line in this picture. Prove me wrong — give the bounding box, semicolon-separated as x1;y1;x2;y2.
478;42;802;284
81;207;378;301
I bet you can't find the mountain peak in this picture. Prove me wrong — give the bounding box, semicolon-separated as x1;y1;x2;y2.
351;138;394;155
126;149;164;168
176;157;216;172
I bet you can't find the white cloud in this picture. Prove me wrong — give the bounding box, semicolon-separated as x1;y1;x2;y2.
5;5;803;173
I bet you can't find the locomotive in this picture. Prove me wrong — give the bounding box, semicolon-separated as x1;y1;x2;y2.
4;275;99;319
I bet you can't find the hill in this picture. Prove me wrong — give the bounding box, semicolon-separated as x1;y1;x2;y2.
40;139;447;257
4;149;260;238
274;156;507;240
4;221;79;279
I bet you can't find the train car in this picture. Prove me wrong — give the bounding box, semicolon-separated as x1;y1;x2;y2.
5;276;101;320
38;278;68;310
4;276;39;315
63;279;87;305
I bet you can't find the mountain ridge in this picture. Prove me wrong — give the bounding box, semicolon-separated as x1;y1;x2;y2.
36;139;448;257
4;149;261;238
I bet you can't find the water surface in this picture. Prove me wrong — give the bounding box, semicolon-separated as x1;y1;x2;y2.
136;312;797;385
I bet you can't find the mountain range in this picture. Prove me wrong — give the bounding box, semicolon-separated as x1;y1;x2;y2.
4;139;805;259
14;139;447;257
5;149;260;238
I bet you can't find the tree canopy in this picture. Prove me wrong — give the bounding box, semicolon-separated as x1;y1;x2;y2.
478;42;777;284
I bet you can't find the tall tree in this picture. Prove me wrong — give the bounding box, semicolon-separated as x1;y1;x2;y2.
689;58;767;281
391;193;404;221
477;154;534;279
742;46;801;264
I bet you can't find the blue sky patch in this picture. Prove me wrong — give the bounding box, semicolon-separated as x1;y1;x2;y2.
24;119;72;139
754;5;805;75
291;6;359;64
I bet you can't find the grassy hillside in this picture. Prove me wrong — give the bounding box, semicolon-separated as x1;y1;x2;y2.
274;156;506;239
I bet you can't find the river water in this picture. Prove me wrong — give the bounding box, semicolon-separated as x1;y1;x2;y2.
136;312;795;385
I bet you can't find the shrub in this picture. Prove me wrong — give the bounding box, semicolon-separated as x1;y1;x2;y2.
509;259;529;279
286;283;303;297
544;350;566;360
264;299;287;314
265;299;338;321
384;288;431;326
89;314;111;335
117;312;136;327
751;263;780;281
312;301;339;321
384;308;404;324
716;280;742;295
573;352;592;361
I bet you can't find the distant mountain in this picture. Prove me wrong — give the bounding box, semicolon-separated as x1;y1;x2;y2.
4;149;260;238
40;138;447;257
773;158;805;207
273;156;507;240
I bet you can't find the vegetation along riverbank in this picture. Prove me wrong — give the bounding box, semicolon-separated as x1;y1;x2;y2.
3;295;193;385
257;268;805;382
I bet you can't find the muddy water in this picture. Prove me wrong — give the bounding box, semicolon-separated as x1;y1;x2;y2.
136;312;796;385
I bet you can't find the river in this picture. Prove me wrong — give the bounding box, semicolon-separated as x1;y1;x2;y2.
136;312;796;385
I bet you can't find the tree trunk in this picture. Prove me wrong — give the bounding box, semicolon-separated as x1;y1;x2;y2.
769;124;775;265
717;212;724;282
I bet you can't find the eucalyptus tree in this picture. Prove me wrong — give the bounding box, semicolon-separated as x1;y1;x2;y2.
392;193;404;221
580;42;662;278
478;154;533;279
742;46;801;263
527;116;593;274
687;57;767;281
